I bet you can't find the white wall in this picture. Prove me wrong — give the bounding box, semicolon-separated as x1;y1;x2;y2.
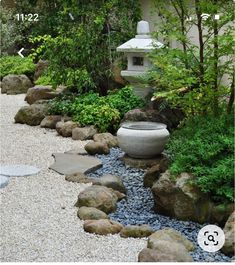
139;0;231;86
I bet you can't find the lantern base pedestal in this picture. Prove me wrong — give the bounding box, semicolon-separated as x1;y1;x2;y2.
132;85;153;99
121;71;153;99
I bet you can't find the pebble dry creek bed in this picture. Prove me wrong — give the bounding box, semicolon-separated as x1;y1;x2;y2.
88;148;232;262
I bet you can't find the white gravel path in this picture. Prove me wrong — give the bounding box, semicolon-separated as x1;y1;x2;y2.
0;93;146;262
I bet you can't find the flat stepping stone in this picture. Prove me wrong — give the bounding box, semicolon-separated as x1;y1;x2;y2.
49;153;102;175
0;165;40;177
0;175;9;188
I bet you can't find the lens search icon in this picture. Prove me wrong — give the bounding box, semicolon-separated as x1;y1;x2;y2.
197;225;225;252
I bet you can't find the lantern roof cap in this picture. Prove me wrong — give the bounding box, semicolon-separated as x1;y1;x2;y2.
117;21;163;53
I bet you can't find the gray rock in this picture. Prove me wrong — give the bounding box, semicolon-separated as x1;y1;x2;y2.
25;85;60;104
65;147;87;155
83;219;123;235
143;158;169;188
85;141;110;155
72;126;97;141
65;172;87;182
75;185;118;214
123;107;184;131
151;171;211;223
112;190;127;201
50;153;102;175
211;204;234;226
65;172;101;185
14;102;49;126
222;211;235;256
98;174;126;194
121;154;168;169
120;224;154;238
1;74;33;95
77;206;109;220
147;240;193;262
138;248;176;262
34;60;49;80
40;115;62;129
93;133;118;148
56;121;80;137
148;228;195;251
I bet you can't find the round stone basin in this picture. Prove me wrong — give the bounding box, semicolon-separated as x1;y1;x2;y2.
117;121;170;159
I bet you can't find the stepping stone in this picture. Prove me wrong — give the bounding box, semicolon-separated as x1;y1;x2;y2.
0;175;9;188
49;153;102;175
0;165;40;177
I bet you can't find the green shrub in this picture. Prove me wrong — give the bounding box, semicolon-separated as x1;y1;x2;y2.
35;75;52;86
48;94;77;116
29;1;141;93
0;56;36;79
167;114;234;203
48;86;145;132
73;104;120;133
107;86;145;117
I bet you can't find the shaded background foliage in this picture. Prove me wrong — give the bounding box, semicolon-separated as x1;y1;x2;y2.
6;0;141;94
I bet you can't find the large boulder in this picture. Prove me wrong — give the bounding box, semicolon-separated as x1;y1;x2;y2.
1;74;33;95
14;101;49;126
112;190;127;201
143;158;169;188
34;60;49;80
40;115;62;129
77;206;109;220
138;241;193;262
72;126;97;141
120;225;154;238
211;203;234;226
93;133;118;148
56;121;80;137
148;228;195;251
83;219;123;235
123;108;184;131
123;108;148;121
151;171;211;223
138;228;194;262
222;211;235;256
138;248;176;262
25;85;60;104
98;174;126;194
85;141;110;155
147;240;193;262
75;185;118;214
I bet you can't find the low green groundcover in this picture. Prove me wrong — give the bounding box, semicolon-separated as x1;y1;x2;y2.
48;86;145;133
0;56;36;79
167;113;234;204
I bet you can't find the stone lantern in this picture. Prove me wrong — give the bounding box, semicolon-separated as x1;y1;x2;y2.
117;21;163;99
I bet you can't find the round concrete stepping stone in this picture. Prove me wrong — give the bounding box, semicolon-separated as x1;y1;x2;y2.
0;175;9;188
0;165;40;177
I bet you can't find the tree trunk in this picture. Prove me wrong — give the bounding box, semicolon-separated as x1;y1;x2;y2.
195;0;204;85
213;0;219;115
227;71;234;114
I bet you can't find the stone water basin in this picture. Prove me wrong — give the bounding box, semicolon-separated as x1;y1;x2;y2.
117;121;170;159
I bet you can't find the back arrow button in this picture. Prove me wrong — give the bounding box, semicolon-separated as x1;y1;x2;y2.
18;48;25;58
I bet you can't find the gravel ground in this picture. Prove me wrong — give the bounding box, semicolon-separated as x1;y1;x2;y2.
88;148;232;262
0;93;146;262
